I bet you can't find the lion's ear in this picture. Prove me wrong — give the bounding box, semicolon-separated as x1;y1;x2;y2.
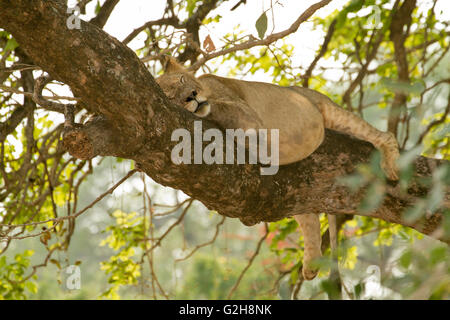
163;56;187;73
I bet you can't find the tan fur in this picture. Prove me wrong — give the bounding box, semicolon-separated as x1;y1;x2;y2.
157;57;400;280
294;214;322;280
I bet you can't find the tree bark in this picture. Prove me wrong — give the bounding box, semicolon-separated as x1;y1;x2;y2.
0;0;448;242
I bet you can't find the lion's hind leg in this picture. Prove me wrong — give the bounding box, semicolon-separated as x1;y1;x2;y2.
295;214;322;280
316;101;400;180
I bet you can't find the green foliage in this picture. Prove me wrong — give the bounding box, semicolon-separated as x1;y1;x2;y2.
268;218;303;275
95;1;101;15
4;37;18;52
393;244;450;299
186;0;197;16
0;250;38;299
177;253;275;299
422;114;450;159
341;245;358;270
203;14;222;25
99;210;144;299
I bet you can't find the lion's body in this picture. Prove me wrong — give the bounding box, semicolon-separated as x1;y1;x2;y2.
197;74;325;164
157;58;400;280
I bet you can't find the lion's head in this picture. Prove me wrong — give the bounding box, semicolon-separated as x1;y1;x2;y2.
156;57;211;117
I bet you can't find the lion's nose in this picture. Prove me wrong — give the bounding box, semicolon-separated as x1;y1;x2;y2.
186;91;198;102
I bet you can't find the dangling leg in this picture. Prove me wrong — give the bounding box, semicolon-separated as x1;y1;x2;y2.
295;214;322;280
315;101;400;180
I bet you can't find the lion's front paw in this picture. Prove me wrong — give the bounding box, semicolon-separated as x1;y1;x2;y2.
302;265;319;280
302;253;321;280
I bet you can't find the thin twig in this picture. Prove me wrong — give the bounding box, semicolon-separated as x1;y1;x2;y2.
0;169;138;233
189;0;333;71
226;223;268;299
150;199;193;249
0;85;79;102
175;215;226;262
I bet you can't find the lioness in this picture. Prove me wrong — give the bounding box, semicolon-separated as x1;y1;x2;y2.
157;57;400;280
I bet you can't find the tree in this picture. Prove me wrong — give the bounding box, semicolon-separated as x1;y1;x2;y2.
0;0;448;299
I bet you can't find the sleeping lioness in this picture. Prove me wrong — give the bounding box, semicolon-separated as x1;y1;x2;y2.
156;57;400;280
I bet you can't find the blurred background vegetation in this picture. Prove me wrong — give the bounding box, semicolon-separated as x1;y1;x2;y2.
0;0;449;299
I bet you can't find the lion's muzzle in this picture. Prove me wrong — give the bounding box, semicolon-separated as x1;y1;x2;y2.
185;95;210;117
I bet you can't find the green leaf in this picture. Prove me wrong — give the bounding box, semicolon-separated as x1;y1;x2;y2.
50;259;61;269
381;78;425;95
320;278;341;299
5;38;18;51
342;246;358;269
354;283;362;299
397;146;422;170
336;0;363;29
399;250;412;268
95;0;101;14
359;182;385;214
430;247;447;265
255;12;268;39
25;281;38;294
346;0;364;13
23;250;34;257
186;0;197;16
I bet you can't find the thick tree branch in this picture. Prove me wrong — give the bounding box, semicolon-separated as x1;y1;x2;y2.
0;0;448;244
62;115;128;159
